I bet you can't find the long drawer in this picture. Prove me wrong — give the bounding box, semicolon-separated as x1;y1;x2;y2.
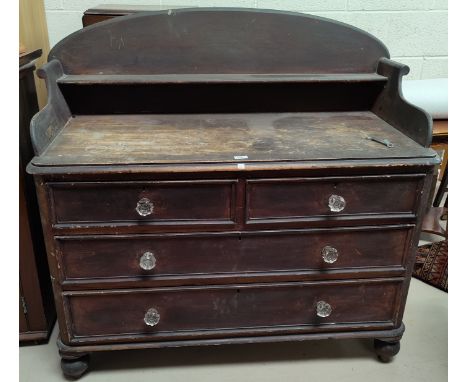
64;279;401;343
56;225;412;284
246;175;424;223
48;180;237;227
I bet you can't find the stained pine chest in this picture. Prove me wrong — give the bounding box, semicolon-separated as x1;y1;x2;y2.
28;8;439;378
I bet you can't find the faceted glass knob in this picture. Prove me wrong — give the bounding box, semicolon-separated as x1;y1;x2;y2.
144;308;160;327
136;198;154;216
139;252;156;271
328;194;346;212
321;246;339;264
316;301;332;317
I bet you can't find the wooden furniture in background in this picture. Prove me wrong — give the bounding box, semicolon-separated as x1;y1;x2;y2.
28;9;439;378
431;120;448;182
83;4;190;26
421;119;448;237
20;50;55;343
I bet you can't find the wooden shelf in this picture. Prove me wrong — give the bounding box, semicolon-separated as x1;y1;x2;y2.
58;73;388;85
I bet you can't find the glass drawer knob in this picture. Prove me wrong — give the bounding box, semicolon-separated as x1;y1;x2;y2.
144;308;160;327
322;246;339;264
328;194;346;212
316;301;332;318
136;198;154;216
139;252;156;271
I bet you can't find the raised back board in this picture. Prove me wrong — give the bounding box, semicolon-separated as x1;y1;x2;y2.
49;8;389;75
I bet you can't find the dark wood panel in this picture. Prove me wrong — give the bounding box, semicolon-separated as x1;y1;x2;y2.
247;175;423;221
65;280;401;341
56;226;412;283
28;158;438;178
20;174;48;332
83;4;181;19
31;60;71;155
58;323;405;351
19;53;55;343
51;9;389;75
372;58;432;147
61;268;406;290
48;180;236;226
82;14;115;27
82;4;190;27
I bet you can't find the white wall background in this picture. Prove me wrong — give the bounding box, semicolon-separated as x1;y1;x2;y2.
44;0;448;80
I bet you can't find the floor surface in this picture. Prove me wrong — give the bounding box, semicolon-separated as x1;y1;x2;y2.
19;277;447;382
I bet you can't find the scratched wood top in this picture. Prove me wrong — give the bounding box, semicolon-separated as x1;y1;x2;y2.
33;112;435;167
58;73;387;84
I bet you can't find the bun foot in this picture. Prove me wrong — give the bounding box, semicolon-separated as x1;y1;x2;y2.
60;354;90;379
374;339;400;362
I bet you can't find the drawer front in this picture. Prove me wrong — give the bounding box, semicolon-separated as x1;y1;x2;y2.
49;180;236;226
66;280;401;340
57;226;411;282
246;175;423;222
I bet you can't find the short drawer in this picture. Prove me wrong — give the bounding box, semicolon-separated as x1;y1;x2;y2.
246;175;423;222
65;280;401;341
56;226;412;284
48;180;236;226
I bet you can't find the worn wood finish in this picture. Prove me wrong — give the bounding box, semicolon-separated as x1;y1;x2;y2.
64;280;401;342
42;174;427;236
374;339;401;362
60;73;387;84
28;159;439;179
55;225;412;284
52;9;389;75
32;112;434;167
246;175;423;221
19;173;53;342
56;323;405;354
373;58;433;147
46;176;422;228
61;354;90;379
27;8;439;376
19;52;55;343
30;60;70;155
48;180;236;226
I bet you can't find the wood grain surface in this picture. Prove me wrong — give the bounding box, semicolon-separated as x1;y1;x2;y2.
55;225;412;283
65;280;401;342
246;175;422;219
33;112;434;167
49;180;236;225
26;8;439;370
50;9;389;75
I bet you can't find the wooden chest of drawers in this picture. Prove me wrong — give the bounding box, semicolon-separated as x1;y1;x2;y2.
28;8;438;378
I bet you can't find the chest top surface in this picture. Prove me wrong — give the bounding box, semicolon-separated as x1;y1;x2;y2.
33;112;434;167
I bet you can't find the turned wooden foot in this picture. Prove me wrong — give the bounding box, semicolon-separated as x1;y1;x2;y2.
60;354;90;379
374;339;400;363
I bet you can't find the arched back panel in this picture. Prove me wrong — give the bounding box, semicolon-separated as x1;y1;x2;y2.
49;8;389;75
